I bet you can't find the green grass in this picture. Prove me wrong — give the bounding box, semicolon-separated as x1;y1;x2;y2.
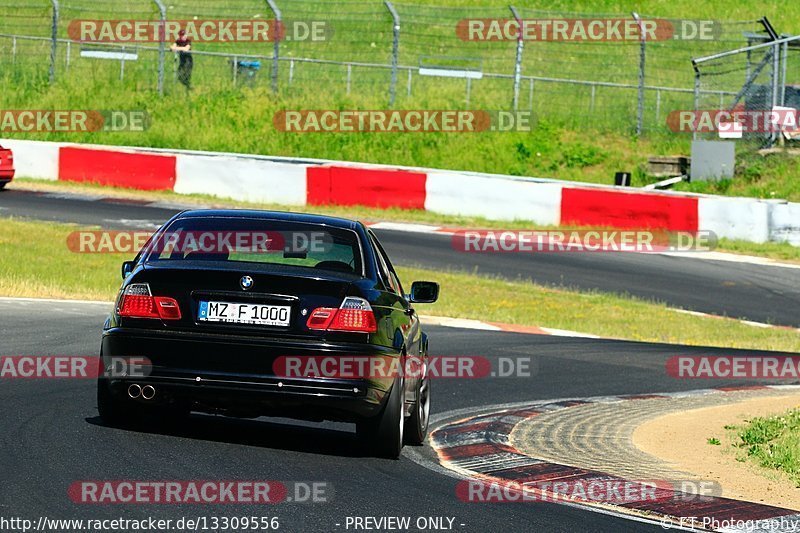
0;1;800;201
13;178;800;263
675;150;800;202
2;215;799;352
731;408;800;487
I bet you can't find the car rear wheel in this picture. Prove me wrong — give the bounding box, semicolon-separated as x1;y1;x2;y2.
0;182;6;190
404;375;430;445
357;376;404;459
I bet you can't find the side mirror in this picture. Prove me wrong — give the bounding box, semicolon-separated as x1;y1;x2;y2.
121;261;135;279
409;281;439;304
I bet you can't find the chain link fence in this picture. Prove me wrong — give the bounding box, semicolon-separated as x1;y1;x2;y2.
0;0;793;137
693;33;800;149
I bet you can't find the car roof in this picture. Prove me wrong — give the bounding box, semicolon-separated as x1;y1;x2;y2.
175;209;363;231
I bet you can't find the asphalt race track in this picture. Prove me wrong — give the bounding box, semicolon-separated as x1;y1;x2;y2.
3;298;796;532
1;188;799;327
1;190;799;532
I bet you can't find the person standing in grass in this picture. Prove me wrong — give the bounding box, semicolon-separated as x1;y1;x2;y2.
171;29;193;90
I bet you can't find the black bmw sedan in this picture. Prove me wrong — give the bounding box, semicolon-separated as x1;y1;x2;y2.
98;209;439;459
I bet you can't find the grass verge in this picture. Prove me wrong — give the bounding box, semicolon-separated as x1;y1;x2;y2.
730;408;800;487
2;216;799;352
11;178;800;263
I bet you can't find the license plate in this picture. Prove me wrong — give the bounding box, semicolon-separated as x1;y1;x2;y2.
198;301;291;326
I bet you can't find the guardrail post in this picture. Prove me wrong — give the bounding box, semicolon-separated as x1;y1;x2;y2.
509;5;523;111
49;0;59;83
265;0;281;93
152;0;166;94
632;12;646;136
385;0;400;107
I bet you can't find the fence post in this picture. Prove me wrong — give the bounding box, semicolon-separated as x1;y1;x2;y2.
384;1;400;106
509;5;523;111
655;88;660;124
152;0;166;94
632;12;646;136
770;42;780;146
692;63;700;142
780;41;788;106
265;0;281;93
49;0;58;84
528;78;534;110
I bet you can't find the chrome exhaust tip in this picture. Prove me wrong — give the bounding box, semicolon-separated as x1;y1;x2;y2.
127;384;142;399
141;385;156;400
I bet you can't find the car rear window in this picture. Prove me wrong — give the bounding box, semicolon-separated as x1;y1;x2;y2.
144;216;363;276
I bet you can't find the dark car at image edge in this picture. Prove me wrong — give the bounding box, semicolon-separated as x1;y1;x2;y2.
97;209;440;458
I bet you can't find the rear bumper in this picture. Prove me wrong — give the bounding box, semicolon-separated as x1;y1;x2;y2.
0;169;13;180
101;327;400;422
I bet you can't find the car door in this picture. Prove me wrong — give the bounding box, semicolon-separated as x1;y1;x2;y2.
368;231;422;406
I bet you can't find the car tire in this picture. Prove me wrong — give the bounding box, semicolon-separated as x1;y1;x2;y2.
0;182;6;190
357;376;404;459
96;378;136;426
404;374;430;446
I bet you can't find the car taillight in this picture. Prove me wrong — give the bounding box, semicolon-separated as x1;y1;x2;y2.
306;297;377;333
118;283;182;320
330;297;377;332
306;307;337;330
154;297;182;320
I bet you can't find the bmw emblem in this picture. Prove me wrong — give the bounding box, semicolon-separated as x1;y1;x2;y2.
240;276;254;291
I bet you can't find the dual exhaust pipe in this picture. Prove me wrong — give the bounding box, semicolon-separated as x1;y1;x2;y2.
127;384;156;400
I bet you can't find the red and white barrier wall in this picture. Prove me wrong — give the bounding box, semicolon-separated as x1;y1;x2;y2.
1;138;796;246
